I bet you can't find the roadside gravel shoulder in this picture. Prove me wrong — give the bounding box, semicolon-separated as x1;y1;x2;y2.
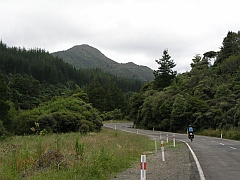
110;142;200;180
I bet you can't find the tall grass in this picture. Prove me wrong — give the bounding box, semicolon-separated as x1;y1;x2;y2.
200;128;240;140
0;129;155;180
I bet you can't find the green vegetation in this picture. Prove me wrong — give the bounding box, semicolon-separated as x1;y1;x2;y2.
15;93;102;135
153;49;177;90
199;126;240;140
0;86;102;136
0;129;155;180
1;30;240;178
0;41;144;136
51;45;154;82
130;31;240;140
1;30;240;140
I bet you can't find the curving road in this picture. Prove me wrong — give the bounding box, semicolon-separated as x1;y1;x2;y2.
104;122;240;180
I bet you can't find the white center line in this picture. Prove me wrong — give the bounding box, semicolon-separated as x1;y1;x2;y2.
230;147;236;150
219;143;224;145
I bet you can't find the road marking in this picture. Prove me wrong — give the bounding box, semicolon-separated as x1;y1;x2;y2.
219;143;224;145
230;147;236;150
211;140;216;143
180;140;206;180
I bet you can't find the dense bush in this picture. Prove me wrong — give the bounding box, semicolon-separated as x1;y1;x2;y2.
102;109;123;120
131;31;240;132
15;95;102;135
0;120;5;138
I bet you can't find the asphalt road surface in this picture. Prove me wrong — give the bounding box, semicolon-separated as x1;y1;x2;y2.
104;122;240;180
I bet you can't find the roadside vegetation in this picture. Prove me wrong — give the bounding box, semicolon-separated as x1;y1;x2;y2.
199;127;240;140
130;31;240;139
1;31;240;140
1;30;240;178
0;128;157;180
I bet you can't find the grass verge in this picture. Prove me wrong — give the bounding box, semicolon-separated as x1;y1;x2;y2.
0;129;155;180
199;128;240;140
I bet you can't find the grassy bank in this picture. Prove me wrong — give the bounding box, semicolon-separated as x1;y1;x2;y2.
199;128;240;140
0;128;155;180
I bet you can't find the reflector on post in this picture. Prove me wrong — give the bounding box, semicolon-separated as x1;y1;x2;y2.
140;155;146;180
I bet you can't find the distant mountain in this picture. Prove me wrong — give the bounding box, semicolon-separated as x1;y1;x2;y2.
51;45;154;82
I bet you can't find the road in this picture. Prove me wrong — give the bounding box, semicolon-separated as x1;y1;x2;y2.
104;122;240;180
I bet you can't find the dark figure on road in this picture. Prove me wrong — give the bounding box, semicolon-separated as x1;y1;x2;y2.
188;125;194;142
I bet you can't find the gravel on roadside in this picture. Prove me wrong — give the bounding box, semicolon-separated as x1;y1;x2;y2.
110;142;200;180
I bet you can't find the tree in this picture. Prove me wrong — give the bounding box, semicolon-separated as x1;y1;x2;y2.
0;71;10;121
191;54;202;68
215;31;240;65
170;94;187;131
0;120;6;138
153;50;177;90
87;76;105;112
129;92;144;126
190;54;210;71
103;78;125;112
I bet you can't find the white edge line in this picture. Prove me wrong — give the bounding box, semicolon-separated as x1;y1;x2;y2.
180;140;206;180
106;125;206;179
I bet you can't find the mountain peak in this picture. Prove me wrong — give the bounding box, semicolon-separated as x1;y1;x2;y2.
51;45;154;81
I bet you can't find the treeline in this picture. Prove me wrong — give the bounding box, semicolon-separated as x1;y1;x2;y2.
130;31;240;136
0;41;144;137
0;41;143;92
0;68;104;137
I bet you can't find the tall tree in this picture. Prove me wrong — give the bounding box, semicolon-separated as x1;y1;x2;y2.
216;31;240;65
0;71;10;132
87;76;105;111
103;78;125;112
153;50;177;90
170;94;187;131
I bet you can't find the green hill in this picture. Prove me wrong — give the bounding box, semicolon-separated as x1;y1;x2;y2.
51;44;154;82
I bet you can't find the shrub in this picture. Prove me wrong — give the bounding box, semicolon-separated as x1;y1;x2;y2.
37;114;57;133
0;120;6;139
103;109;123;120
79;124;89;134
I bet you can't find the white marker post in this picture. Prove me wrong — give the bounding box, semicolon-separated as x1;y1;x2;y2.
160;132;162;140
221;131;223;139
166;134;169;143
161;141;165;162
114;125;116;130
173;134;176;147
155;139;157;154
140;155;146;180
137;129;139;134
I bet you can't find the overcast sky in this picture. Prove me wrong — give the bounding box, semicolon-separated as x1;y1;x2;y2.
1;0;239;72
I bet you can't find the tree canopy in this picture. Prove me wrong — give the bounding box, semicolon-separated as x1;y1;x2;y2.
153;49;177;90
131;31;240;134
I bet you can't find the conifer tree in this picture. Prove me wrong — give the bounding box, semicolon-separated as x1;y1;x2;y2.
153;50;177;90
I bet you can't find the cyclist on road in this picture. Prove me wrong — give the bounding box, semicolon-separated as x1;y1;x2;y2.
188;125;194;139
188;125;193;134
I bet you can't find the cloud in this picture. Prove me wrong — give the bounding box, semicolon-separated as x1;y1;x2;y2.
0;0;239;73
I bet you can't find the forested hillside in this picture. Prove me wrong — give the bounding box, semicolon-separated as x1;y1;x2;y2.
130;31;240;136
51;44;154;82
1;31;240;139
0;41;144;137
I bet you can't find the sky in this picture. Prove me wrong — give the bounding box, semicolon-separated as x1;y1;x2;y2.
1;0;239;73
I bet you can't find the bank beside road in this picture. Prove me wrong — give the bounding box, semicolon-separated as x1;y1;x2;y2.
110;141;199;180
105;123;200;180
